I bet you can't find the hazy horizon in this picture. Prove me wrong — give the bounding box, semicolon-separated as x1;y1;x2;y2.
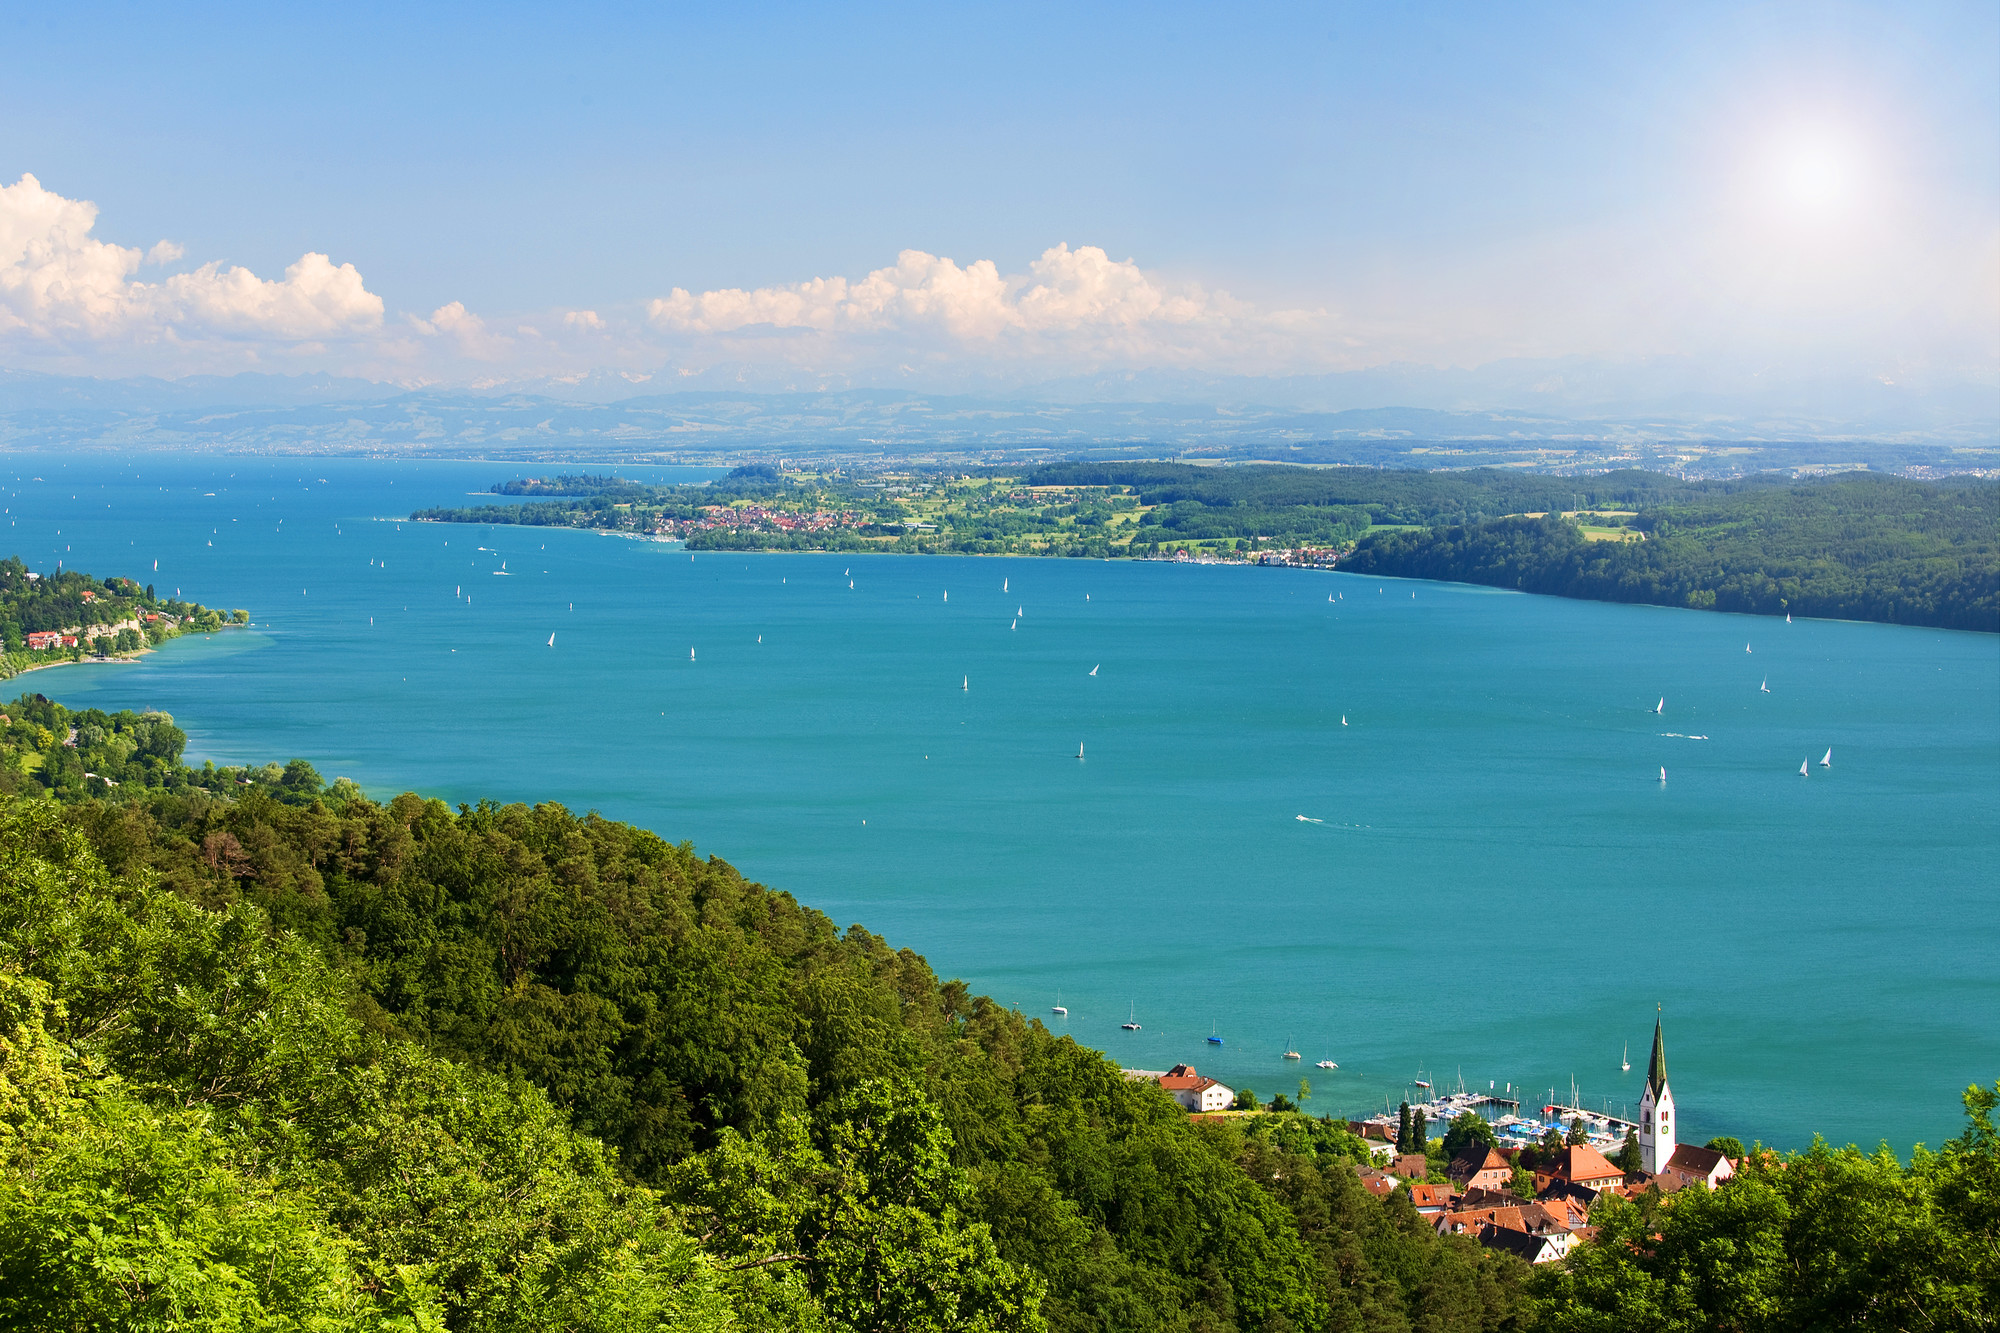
3;2;1994;429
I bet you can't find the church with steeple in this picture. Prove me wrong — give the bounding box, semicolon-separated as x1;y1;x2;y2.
1632;1009;1738;1191
1637;1010;1675;1174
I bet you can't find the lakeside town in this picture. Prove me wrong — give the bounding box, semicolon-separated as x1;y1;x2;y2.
1125;1016;1738;1266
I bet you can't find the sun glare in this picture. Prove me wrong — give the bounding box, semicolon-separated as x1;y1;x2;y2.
1780;142;1849;210
1753;126;1870;229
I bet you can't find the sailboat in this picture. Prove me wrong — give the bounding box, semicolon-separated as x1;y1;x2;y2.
962;675;968;691
1799;758;1809;777
1316;1058;1337;1069
943;589;947;601
689;648;696;661
1412;1066;1432;1090
1089;664;1099;676
1122;1003;1141;1031
1003;577;1008;592
1283;1038;1301;1060
1655;697;1664;714
1746;643;1753;653
1051;992;1067;1017
1786;612;1792;623
1017;606;1023;616
1076;742;1085;760
1207;1023;1223;1046
1010;619;1016;630
1340;715;1348;726
547;633;555;647
1621;1042;1630;1072
1659;767;1667;783
1820;748;1832;768
1760;677;1769;693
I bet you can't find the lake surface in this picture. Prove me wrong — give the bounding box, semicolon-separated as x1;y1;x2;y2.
14;453;1999;1152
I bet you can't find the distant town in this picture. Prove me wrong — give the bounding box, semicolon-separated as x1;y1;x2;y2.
1124;1015;1734;1265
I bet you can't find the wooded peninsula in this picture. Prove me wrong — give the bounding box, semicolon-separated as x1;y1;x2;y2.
2;681;1994;1331
413;464;1999;632
0;556;246;681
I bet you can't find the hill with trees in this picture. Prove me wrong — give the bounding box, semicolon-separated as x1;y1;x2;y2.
1340;473;1998;631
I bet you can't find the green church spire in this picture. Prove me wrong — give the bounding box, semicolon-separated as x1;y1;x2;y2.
1646;1009;1669;1098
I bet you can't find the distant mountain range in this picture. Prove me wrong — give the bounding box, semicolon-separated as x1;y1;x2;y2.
1;367;1993;477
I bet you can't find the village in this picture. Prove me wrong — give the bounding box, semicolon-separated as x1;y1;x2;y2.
1126;1016;1737;1265
652;502;871;539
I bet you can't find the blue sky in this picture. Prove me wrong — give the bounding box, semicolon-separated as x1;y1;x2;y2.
2;1;1994;405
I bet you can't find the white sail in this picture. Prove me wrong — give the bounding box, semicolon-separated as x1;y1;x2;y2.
943;589;947;601
1089;664;1098;676
1761;677;1769;693
1660;767;1666;782
962;675;968;690
1821;748;1832;767
690;648;696;661
547;633;555;647
1003;578;1008;591
1341;715;1347;726
1799;758;1809;776
1655;698;1663;714
1077;742;1085;760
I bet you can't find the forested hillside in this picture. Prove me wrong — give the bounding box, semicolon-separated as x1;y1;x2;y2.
4;690;1994;1330
2;692;1528;1332
1340;473;1998;631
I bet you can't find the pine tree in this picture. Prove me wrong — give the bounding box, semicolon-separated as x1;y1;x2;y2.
1397;1102;1413;1153
1615;1129;1642;1172
1413;1108;1428;1152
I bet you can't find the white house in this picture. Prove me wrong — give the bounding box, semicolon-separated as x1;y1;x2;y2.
1158;1063;1234;1112
1663;1143;1736;1191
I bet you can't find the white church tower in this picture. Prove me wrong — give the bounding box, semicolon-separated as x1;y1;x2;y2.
1637;1009;1676;1175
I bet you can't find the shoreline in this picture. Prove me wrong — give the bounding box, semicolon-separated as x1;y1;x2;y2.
0;624;248;685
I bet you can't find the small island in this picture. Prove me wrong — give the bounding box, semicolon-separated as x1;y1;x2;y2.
0;556;247;682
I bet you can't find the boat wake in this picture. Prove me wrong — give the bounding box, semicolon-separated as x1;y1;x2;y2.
1295;815;1324;823
1659;733;1710;740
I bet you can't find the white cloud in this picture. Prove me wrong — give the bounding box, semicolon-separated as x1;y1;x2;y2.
562;309;605;332
0;173;381;347
648;244;1258;356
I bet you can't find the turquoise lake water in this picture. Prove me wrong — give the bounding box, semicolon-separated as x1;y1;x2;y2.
14;453;1999;1152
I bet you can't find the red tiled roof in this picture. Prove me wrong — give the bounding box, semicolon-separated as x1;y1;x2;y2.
1407;1183;1452;1211
1543;1145;1623;1184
